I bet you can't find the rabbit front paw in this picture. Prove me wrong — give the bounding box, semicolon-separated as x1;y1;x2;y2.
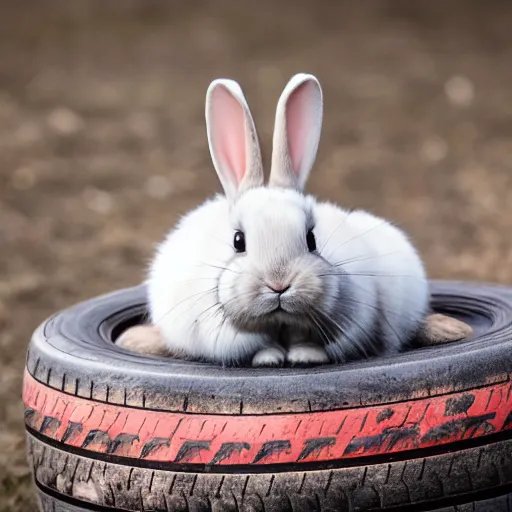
252;346;286;367
287;344;329;366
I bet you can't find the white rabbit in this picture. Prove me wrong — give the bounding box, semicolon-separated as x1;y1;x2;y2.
145;73;429;367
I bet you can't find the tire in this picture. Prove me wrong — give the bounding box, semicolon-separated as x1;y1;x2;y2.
23;280;512;511
35;483;512;512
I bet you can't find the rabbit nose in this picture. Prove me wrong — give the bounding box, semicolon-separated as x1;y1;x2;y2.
266;282;291;294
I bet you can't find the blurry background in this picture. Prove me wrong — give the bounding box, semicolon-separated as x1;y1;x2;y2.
1;1;512;509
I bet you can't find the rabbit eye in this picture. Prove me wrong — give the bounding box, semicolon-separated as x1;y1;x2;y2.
234;231;246;253
306;229;316;252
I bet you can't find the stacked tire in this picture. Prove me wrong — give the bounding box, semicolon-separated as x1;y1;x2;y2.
24;281;512;511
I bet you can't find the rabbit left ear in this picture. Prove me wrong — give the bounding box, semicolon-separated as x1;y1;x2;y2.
269;73;323;191
205;79;264;201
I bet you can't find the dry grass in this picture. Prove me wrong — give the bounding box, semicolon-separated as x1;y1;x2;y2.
1;1;512;510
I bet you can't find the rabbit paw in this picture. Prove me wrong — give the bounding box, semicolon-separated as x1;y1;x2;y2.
287;344;329;366
252;347;286;367
116;325;169;356
420;314;473;346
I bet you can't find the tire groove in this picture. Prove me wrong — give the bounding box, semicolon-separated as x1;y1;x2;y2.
30;434;512;512
266;475;275;497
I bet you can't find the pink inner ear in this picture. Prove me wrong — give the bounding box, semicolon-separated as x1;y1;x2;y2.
285;81;316;175
212;86;246;184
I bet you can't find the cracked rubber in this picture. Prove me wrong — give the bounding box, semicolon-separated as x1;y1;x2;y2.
28;435;512;511
24;281;512;511
34;488;512;512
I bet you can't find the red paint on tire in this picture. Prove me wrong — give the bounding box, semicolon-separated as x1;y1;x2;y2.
23;371;512;466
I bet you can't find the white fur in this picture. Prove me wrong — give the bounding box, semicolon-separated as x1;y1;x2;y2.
287;344;330;365
252;346;286;367
148;190;428;365
147;73;429;366
148;196;274;365
205;78;263;200
314;202;428;358
270;73;323;190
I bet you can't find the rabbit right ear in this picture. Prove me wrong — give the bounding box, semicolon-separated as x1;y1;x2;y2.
205;79;263;201
269;73;323;191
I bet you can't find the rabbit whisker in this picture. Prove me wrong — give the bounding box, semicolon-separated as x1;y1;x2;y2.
333;251;401;268
324;220;389;259
171;276;222;285
208;233;233;249
152;286;219;326
199;263;244;275
332;308;374;359
319;210;353;254
318;272;421;279
307;309;337;346
201;262;263;282
339;295;405;347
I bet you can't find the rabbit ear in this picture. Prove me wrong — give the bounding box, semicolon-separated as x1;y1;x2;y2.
269;73;323;191
205;79;263;201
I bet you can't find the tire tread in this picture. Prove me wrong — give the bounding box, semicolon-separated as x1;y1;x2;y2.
29;434;512;511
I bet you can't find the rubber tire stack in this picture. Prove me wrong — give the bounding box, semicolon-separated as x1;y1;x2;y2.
24;281;512;511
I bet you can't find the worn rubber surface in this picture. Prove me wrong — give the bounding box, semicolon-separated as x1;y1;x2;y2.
24;281;512;510
25;281;512;414
35;489;512;512
35;488;512;512
28;434;512;511
22;370;512;466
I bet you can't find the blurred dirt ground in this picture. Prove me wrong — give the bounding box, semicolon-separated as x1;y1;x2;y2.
1;1;512;510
